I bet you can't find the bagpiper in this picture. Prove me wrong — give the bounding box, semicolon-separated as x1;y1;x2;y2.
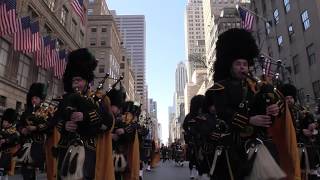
207;28;299;180
0;108;19;180
17;83;50;180
54;48;114;180
280;83;320;179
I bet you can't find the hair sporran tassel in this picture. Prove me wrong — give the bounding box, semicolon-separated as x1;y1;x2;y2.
69;152;79;174
61;149;72;177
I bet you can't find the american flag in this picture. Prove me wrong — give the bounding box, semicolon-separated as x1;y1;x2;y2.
50;39;58;68
34;36;43;66
0;0;18;36
54;50;66;79
238;6;255;31
263;57;273;77
29;21;40;52
43;36;52;69
13;16;32;51
71;0;85;24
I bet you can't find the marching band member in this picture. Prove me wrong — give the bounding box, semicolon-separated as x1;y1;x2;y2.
183;95;205;179
280;84;320;179
207;28;297;180
18;83;49;180
54;48;113;180
122;101;141;180
0;108;19;180
107;85;128;180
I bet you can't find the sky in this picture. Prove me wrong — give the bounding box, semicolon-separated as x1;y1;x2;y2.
107;0;187;144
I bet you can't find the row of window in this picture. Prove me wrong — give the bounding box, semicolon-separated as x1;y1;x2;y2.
0;39;61;94
272;6;310;31
0;95;23;111
31;1;84;47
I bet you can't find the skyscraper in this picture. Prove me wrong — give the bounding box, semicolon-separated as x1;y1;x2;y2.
175;62;188;96
112;12;147;109
202;0;240;82
185;0;206;81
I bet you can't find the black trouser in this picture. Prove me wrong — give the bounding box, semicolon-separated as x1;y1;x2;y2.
21;165;36;180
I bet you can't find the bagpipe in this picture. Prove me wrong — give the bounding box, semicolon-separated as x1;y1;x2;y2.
15;98;60;164
0;127;19;152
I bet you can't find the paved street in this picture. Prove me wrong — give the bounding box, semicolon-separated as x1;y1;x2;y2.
9;161;210;180
144;161;210;180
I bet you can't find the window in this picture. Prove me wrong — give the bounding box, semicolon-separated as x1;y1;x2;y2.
91;28;97;32
101;28;107;32
90;41;96;46
301;10;310;30
17;55;30;88
70;19;77;35
100;41;106;46
47;0;55;11
0;39;9;77
283;0;290;13
265;22;271;35
98;65;104;73
313;80;320;98
273;9;279;24
306;43;316;65
0;95;6;107
60;6;68;26
277;35;283;46
37;68;47;83
120;63;125;69
292;55;300;74
88;8;93;15
288;24;294;41
89;0;95;3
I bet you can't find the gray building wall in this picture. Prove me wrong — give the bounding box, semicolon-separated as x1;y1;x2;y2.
252;0;320;106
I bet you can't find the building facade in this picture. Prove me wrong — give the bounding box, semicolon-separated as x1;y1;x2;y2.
112;12;147;110
86;14;123;93
120;52;136;101
202;0;240;83
87;0;109;15
0;0;87;115
185;0;206;82
252;0;320;106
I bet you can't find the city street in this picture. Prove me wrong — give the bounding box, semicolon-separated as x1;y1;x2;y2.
9;161;211;180
144;161;210;180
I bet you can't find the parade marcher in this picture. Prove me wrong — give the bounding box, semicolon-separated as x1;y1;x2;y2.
137;116;152;172
17;83;50;180
122;101;141;180
0;108;19;180
160;144;168;163
54;48;114;180
183;95;206;179
280;84;320;179
107;84;129;180
207;28;299;180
